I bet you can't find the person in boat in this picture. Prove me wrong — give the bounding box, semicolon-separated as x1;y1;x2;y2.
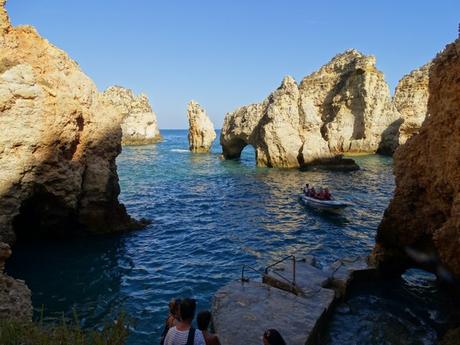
303;183;310;196
317;187;326;200
160;298;181;345
197;310;221;345
324;187;332;200
263;329;286;345
309;186;316;198
164;298;205;345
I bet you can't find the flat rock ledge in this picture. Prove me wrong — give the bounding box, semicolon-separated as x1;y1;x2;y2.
212;256;373;345
299;157;360;172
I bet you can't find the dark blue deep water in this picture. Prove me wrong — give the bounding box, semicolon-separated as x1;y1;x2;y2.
6;130;450;344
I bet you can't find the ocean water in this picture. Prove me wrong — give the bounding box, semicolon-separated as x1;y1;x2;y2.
6;130;449;344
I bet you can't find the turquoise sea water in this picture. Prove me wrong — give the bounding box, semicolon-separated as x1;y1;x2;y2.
7;130;449;344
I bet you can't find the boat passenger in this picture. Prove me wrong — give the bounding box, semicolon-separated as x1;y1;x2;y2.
197;310;221;345
303;183;310;196
164;298;205;345
160;298;181;344
317;187;326;200
324;188;332;200
309;187;316;198
263;329;286;345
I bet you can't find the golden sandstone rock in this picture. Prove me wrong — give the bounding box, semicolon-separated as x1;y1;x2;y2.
220;50;430;168
103;86;161;145
187;100;216;152
0;0;139;244
374;38;460;279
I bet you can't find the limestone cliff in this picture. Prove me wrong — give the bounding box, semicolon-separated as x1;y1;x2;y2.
221;76;332;168
373;39;460;278
393;63;431;146
0;242;32;321
103;86;161;145
0;1;138;243
187;101;216;152
300;49;401;154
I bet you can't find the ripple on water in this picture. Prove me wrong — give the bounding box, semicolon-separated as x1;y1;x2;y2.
5;130;450;345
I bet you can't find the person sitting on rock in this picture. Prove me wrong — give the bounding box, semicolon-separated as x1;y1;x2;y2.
197;310;221;345
263;329;286;345
161;298;182;344
164;298;205;345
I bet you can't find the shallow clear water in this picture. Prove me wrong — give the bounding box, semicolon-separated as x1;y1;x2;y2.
6;130;449;344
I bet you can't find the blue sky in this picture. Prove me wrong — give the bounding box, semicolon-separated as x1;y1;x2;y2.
7;0;459;129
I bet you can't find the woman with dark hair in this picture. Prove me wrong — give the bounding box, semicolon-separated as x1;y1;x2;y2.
263;329;286;345
197;310;221;345
160;298;181;345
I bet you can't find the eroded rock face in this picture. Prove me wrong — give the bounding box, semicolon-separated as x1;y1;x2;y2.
221;76;332;168
393;63;431;145
103;86;161;145
187;100;216;152
0;1;137;243
300;49;401;154
0;242;32;321
221;50;403;167
373;39;460;279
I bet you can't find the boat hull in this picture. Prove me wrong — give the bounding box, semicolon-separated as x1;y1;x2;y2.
300;194;349;211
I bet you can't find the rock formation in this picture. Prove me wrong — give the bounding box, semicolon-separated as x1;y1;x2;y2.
103;86;161;145
393;63;431;146
221;76;333;168
187;100;216;152
0;0;139;244
0;242;32;321
221;50;406;167
373;38;460;279
300;49;401;154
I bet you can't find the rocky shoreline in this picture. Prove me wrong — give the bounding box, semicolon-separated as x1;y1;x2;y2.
0;0;459;343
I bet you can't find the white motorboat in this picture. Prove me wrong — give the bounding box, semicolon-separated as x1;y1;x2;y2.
300;194;350;211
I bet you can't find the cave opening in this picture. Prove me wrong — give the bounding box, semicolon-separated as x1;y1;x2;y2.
12;188;81;242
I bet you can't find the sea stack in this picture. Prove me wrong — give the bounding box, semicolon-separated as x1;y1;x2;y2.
300;49;401;154
103;86;161;145
372;38;460;279
221;49;406;168
0;0;138;244
187;100;216;152
221;76;333;168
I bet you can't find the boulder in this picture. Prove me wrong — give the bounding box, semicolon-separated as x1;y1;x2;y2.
0;1;139;243
187;100;216;152
103;86;161;145
372;39;460;279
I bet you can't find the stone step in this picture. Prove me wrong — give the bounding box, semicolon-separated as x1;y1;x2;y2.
211;256;375;345
211;280;335;345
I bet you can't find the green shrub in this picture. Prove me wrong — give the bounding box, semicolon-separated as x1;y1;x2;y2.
0;311;129;345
